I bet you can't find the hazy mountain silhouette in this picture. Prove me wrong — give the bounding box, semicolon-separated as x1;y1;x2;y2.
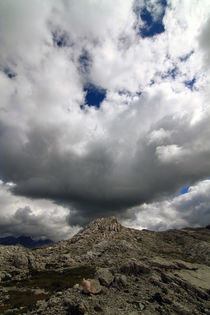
0;235;53;248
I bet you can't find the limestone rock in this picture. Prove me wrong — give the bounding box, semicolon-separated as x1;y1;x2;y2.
151;257;178;270
12;253;28;269
95;268;114;287
84;216;122;233
174;264;210;290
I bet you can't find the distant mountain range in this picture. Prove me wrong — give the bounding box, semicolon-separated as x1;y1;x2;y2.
0;235;53;248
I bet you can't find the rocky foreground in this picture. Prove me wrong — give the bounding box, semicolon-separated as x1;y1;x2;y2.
0;216;210;315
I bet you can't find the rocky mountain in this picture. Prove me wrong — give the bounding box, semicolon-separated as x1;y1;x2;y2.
0;236;53;248
0;216;210;314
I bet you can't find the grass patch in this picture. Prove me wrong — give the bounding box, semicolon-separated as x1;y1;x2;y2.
4;265;95;292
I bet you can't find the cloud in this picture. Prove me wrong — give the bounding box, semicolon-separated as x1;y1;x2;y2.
199;17;210;68
122;179;210;230
0;0;210;234
0;181;80;241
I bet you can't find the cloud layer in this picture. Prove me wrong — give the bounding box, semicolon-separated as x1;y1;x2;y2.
0;181;80;241
0;0;210;238
122;179;210;231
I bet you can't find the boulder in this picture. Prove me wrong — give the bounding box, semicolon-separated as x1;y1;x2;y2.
12;253;28;269
95;268;114;287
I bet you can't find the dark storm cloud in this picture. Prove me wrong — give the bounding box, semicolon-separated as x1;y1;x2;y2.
199;17;210;66
1;93;210;226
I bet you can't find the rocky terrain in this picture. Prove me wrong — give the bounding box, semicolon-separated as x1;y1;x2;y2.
0;216;210;314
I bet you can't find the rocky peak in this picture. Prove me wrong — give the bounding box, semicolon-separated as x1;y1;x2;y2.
0;220;210;314
84;216;122;233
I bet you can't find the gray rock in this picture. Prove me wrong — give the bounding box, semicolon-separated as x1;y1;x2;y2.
138;302;145;311
12;253;28;268
120;260;150;275
64;297;87;314
113;273;127;289
48;297;61;307
95;268;114;287
174;264;210;290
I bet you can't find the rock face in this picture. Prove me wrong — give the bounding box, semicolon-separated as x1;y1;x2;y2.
83;216;122;234
0;217;210;314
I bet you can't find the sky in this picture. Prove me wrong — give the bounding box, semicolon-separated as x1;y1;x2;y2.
0;0;210;241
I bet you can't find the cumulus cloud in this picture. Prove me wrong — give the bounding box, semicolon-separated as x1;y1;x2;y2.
0;181;80;241
122;179;210;230
0;0;210;236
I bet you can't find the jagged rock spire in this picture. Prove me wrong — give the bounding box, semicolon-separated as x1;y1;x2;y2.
84;216;122;233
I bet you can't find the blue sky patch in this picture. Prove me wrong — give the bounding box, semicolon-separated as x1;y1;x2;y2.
83;83;106;109
162;66;178;80
3;68;16;79
179;186;189;195
184;77;196;90
52;31;69;48
135;0;167;38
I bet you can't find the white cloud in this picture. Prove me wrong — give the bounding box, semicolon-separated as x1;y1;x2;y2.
156;144;185;163
122;179;210;231
0;0;52;67
0;181;80;241
148;128;172;144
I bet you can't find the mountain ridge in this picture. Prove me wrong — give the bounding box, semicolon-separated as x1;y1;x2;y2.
0;235;53;248
0;216;210;314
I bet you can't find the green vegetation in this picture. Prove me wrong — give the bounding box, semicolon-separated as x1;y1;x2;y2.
25;266;94;291
4;265;95;292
